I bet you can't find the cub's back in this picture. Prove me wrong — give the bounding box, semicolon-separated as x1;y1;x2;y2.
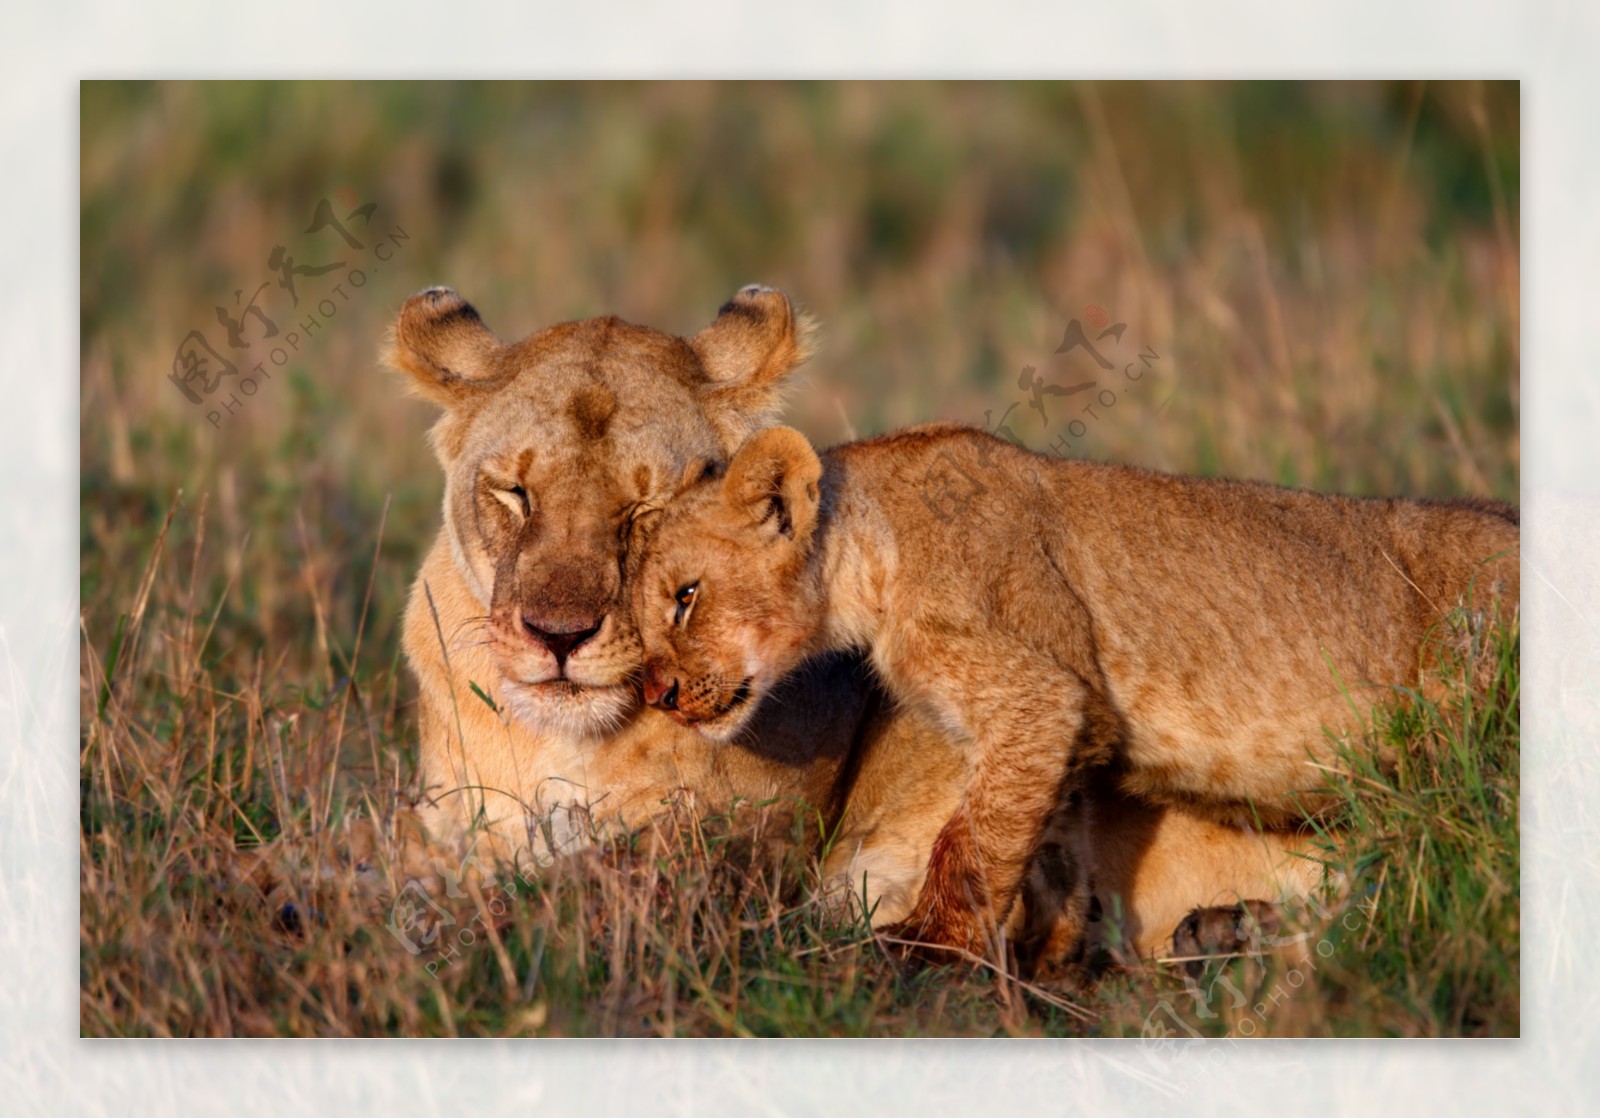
825;424;1517;815
830;423;1517;642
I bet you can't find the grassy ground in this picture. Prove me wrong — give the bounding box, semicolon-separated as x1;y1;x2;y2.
80;81;1519;1036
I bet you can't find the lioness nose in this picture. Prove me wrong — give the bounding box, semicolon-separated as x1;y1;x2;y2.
521;613;602;666
642;663;679;711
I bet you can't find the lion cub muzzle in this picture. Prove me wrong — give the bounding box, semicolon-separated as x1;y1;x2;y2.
640;660;679;711
641;658;753;732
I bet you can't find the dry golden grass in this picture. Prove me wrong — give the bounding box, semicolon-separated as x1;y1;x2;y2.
80;80;1518;1036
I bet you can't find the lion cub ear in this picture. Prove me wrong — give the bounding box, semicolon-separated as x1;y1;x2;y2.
722;427;823;547
691;286;818;447
386;287;505;407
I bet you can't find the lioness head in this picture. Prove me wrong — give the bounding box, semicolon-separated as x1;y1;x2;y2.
634;426;828;742
390;286;815;738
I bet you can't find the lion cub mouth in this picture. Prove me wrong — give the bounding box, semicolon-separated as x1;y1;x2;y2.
670;676;754;733
720;677;754;716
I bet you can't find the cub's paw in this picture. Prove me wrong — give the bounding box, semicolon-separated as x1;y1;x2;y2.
1171;899;1283;978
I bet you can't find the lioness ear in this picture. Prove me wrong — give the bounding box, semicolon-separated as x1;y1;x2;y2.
722;427;823;546
691;286;818;449
386;287;505;407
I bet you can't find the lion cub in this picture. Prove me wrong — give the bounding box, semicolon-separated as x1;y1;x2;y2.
634;424;1518;958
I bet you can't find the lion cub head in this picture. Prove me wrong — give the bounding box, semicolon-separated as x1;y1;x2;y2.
390;286;815;738
635;427;829;742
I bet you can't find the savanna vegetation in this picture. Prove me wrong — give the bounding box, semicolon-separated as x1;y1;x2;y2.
80;80;1519;1036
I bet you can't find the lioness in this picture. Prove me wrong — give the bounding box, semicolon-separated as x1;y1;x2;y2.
389;284;872;865
373;284;1342;964
633;424;1519;958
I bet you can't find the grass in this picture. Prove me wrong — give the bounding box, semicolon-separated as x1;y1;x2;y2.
79;526;1520;1036
79;80;1519;1037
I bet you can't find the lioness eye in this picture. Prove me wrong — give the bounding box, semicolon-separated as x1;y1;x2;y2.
505;485;531;517
673;582;698;626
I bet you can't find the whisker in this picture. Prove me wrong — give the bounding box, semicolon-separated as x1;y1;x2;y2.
449;616;494;641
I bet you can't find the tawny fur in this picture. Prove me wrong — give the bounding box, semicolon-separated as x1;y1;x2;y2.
634;423;1519;960
391;285;863;867
239;288;1359;969
312;288;1448;968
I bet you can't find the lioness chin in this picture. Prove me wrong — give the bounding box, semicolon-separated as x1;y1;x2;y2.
634;424;1519;960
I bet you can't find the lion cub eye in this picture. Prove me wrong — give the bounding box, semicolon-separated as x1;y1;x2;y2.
673;582;699;626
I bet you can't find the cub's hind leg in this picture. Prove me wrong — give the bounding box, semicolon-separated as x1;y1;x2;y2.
1011;786;1094;978
1079;780;1331;964
1005;784;1334;979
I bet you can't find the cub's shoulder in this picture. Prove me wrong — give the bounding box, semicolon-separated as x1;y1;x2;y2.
828;422;1026;468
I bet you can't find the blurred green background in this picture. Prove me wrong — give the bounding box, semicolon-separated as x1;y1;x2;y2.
80;78;1519;722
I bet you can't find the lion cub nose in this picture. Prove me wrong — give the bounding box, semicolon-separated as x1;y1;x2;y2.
521;613;602;667
642;662;680;711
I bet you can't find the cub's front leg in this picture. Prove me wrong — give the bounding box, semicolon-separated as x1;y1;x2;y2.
879;635;1110;962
